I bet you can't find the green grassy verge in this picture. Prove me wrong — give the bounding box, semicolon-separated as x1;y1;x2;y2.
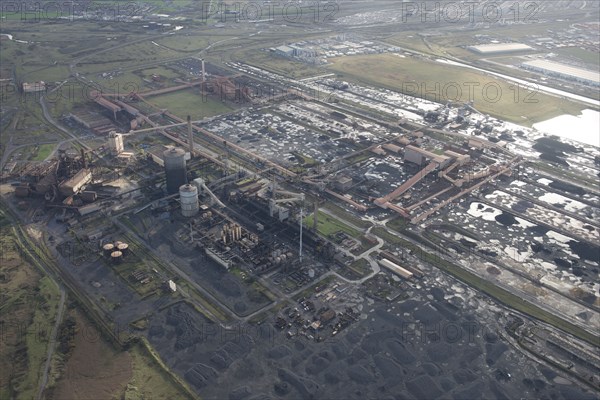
125;339;198;400
177;282;232;323
322;203;371;229
328;53;585;126
148;89;233;120
31;144;56;161
304;210;361;238
0;222;62;400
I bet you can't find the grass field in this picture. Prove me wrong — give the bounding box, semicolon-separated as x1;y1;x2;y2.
138;66;181;80
125;341;196;400
154;34;220;52
348;258;370;276
20;65;70;83
304;210;361;238
31;144;56;161
328;53;585;125
322;203;371;229
554;47;600;68
148;89;233;119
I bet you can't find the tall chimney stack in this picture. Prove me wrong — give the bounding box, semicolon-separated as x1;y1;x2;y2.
201;59;206;83
187;115;194;156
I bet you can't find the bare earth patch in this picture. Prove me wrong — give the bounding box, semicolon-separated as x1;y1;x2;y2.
50;311;132;400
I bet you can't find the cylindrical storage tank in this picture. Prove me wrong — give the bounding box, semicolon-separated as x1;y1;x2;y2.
110;250;123;264
163;147;187;194
179;184;199;217
117;242;129;256
103;243;114;256
308;268;315;278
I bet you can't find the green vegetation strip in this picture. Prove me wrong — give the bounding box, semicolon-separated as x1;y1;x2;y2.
348;258;370;277
372;228;599;346
177;282;232;323
430;223;480;240
135;338;199;400
304;210;361;238
32;144;56;161
322;203;371;229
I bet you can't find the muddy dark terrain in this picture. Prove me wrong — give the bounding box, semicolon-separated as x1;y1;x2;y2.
146;275;598;400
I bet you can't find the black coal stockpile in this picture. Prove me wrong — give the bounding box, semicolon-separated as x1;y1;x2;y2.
539;153;570;166
495;211;518;226
511;199;533;213
166;304;203;350
535;137;581;154
184;363;217;389
533;137;581;167
548;180;586;196
567;240;600;263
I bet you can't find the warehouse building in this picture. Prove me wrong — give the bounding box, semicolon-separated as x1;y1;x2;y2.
468;43;533;54
521;59;600;87
404;145;451;168
274;45;295;56
22;81;46;93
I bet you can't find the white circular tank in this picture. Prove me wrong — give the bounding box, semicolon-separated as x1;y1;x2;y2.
103;243;114;256
179;184;199;217
110;250;123;264
117;243;129;256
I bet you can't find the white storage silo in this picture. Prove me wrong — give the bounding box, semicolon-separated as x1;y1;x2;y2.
179;184;199;217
